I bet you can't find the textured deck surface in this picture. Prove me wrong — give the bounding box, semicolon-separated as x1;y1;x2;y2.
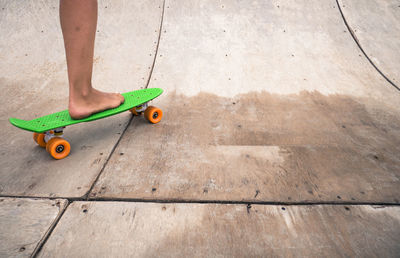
0;0;399;257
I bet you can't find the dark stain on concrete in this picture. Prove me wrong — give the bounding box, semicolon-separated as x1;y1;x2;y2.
99;90;400;203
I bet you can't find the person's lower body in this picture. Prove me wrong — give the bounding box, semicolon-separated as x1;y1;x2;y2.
60;0;124;119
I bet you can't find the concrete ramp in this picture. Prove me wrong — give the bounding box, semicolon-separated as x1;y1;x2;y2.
92;0;400;203
0;0;399;256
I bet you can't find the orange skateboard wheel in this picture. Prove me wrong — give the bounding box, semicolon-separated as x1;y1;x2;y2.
144;106;163;124
46;137;71;160
129;108;141;116
33;133;46;148
33;132;38;142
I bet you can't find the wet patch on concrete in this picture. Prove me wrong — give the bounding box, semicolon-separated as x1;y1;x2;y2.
91;91;400;202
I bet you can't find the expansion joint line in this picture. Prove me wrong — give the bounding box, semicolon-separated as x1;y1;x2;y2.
81;198;400;207
83;0;167;200
336;0;400;92
1;195;399;206
1;195;398;207
31;201;70;258
145;0;166;88
82;115;133;200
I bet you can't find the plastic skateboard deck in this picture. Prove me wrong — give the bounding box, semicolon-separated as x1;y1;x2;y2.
9;88;163;160
9;88;163;133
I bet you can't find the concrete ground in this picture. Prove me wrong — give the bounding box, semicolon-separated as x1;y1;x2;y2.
1;0;399;257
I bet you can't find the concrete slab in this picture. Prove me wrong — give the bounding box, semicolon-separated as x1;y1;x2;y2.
91;92;400;202
38;202;400;257
0;0;163;197
339;0;400;87
0;198;67;257
91;0;400;202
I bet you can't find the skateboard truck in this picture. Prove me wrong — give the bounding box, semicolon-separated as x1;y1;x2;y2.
129;103;163;124
33;126;71;160
44;127;65;143
135;102;148;112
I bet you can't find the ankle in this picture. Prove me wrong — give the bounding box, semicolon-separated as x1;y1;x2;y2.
69;82;93;99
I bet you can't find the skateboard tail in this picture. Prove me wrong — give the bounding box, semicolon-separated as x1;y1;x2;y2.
9;117;40;133
10;117;28;130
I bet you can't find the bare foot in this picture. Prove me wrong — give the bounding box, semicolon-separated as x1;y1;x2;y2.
69;88;125;119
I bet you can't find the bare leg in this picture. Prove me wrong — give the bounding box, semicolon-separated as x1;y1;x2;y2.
60;0;124;119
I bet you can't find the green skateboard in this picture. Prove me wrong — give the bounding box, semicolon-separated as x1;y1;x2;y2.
9;88;163;160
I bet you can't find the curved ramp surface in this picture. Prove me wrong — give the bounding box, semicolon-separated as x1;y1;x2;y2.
92;0;400;203
338;0;400;89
